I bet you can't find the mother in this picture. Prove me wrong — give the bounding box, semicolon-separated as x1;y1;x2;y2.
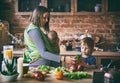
23;6;62;67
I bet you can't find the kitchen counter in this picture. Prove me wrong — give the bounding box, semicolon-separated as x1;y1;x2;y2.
60;51;120;56
12;49;120;68
13;49;120;57
0;69;98;83
0;76;92;83
60;51;120;68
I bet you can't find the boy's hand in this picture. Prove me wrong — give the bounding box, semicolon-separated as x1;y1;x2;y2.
66;56;76;64
71;56;76;64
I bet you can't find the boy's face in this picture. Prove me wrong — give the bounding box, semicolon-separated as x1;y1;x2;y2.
81;43;93;57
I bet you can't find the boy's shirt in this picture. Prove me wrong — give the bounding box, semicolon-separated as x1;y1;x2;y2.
83;55;96;65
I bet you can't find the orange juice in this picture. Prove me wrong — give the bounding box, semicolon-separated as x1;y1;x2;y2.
4;50;13;60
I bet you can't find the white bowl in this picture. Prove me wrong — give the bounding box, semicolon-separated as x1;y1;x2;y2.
1;73;19;81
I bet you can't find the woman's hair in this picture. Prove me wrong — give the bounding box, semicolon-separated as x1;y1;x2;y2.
29;6;50;32
80;37;94;50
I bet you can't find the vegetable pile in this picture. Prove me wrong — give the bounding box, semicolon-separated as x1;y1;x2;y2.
23;64;91;80
50;67;91;80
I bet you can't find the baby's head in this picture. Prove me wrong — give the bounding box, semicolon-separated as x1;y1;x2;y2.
48;30;59;43
80;37;94;57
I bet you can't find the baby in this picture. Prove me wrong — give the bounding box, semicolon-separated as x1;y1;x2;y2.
48;30;60;54
48;30;61;67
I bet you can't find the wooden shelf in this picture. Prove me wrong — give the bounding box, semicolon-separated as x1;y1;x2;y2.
15;0;120;16
15;12;32;15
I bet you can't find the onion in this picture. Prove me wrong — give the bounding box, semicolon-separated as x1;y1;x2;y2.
34;71;45;81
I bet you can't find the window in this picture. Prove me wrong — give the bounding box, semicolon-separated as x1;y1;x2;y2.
18;0;41;12
77;0;102;12
47;0;71;12
108;0;120;12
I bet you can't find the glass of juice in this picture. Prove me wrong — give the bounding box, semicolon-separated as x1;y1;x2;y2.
3;45;13;60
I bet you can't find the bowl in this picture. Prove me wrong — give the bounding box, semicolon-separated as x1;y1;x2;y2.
23;63;29;74
1;73;19;81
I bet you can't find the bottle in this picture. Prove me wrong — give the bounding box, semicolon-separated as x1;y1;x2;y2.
100;65;104;71
2;61;6;72
94;4;101;12
17;57;23;78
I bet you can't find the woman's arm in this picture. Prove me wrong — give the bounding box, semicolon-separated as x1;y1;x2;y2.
28;29;61;63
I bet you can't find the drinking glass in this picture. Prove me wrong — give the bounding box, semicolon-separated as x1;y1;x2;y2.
3;45;13;60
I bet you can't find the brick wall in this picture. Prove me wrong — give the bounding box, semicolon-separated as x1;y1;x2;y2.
0;1;120;50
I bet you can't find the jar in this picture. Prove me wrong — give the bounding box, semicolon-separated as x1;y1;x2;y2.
94;4;101;12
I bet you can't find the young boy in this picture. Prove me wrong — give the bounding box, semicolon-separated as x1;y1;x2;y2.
67;37;96;70
80;37;96;69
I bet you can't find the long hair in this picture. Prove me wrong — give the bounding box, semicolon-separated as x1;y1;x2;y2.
29;6;50;32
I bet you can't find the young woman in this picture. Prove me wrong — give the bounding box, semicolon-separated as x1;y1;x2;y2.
23;6;62;67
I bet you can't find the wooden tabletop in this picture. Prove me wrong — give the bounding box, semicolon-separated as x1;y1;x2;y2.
13;49;120;57
0;76;92;83
0;69;99;83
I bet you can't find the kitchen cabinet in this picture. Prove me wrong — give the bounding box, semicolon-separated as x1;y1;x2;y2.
77;0;102;12
108;0;120;12
18;0;41;12
74;0;104;15
106;0;120;14
47;0;71;12
15;0;120;15
15;0;74;15
15;0;44;15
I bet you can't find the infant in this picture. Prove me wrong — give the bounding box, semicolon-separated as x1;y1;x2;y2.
48;30;61;67
48;30;60;54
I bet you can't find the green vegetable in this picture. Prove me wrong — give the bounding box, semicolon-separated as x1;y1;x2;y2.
54;67;63;72
66;71;91;79
36;65;51;72
75;54;81;61
54;67;70;73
